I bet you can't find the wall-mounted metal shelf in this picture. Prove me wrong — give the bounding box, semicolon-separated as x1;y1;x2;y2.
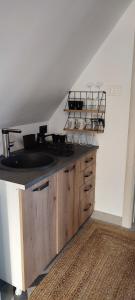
63;128;104;133
64;108;105;113
64;90;106;133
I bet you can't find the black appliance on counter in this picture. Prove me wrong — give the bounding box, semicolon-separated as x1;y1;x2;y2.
47;134;67;144
23;134;36;150
23;125;73;157
37;133;67;145
37;125;47;144
37;125;67;145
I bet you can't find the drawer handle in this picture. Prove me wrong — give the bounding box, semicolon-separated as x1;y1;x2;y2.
84;203;91;211
70;165;75;171
85;157;93;163
84;171;93;178
84;185;93;192
64;165;75;173
33;181;49;192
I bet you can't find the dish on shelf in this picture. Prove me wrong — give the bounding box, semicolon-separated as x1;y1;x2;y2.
75;101;83;110
68;100;75;109
68;100;84;110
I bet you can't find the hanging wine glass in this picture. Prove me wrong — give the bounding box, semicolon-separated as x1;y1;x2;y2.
96;81;103;102
87;82;94;91
93;82;103;109
87;82;94;109
95;82;103;90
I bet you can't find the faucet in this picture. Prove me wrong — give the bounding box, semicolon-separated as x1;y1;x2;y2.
2;128;22;158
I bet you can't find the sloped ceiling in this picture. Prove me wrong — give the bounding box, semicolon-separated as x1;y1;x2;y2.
0;0;133;127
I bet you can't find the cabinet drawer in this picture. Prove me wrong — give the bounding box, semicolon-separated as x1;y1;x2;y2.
80;151;96;171
80;188;95;225
80;164;96;186
80;184;95;207
81;176;95;193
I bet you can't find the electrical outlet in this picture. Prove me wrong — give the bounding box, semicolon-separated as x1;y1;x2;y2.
105;85;122;96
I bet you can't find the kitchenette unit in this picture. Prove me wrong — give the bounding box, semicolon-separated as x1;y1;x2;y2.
0;137;98;293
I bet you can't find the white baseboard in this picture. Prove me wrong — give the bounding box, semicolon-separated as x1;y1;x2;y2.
92;210;122;226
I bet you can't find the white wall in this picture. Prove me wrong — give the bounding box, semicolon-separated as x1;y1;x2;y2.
0;0;132;128
49;1;135;217
122;38;135;227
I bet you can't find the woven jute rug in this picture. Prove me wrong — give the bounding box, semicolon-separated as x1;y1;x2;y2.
30;220;135;300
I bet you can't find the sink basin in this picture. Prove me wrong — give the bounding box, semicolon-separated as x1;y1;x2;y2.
1;152;54;169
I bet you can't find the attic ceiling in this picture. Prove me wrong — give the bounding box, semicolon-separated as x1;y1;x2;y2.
0;0;133;127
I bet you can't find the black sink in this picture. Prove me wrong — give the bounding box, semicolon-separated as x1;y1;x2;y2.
1;152;54;169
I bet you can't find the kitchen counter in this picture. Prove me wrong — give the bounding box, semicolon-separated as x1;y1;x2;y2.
0;144;98;189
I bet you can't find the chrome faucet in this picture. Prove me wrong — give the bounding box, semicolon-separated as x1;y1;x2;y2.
2;128;22;158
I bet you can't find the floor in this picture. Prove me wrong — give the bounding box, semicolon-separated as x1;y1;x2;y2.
0;268;52;300
131;222;135;231
1;218;134;300
0;242;64;300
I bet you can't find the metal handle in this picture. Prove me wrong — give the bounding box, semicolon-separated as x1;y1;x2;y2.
84;171;93;178
84;185;93;192
85;157;93;163
64;165;75;173
70;165;75;171
84;203;91;211
33;181;49;192
2;128;22;134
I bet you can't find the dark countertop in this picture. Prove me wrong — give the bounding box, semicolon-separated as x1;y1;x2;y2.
0;144;98;189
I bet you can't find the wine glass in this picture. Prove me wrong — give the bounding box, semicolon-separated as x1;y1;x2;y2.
87;82;94;91
93;82;103;109
87;82;94;109
95;82;104;109
95;82;103;91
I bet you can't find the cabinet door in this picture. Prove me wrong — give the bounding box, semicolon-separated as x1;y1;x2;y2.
57;162;80;252
19;175;57;290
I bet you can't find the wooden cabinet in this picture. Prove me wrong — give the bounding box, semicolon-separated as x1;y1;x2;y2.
57;161;80;252
80;150;96;171
0;149;97;292
19;150;97;290
19;175;57;290
56;150;96;251
79;164;96;186
79;150;96;226
79;187;95;225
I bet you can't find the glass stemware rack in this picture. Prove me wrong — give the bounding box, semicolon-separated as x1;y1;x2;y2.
64;90;106;133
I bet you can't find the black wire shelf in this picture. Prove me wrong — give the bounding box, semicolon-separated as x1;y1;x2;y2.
64;90;106;133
